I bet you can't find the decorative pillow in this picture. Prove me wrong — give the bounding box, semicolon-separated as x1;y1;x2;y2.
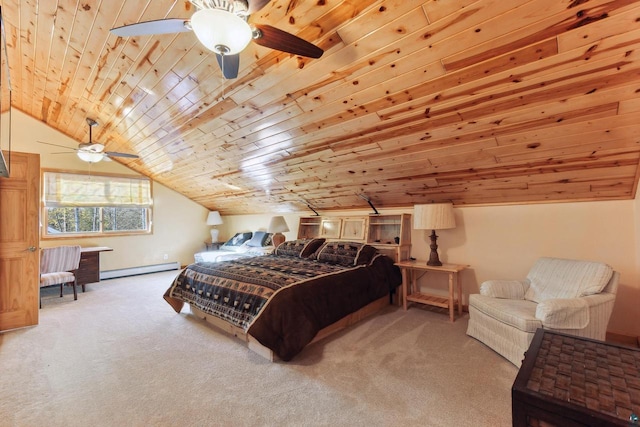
223;232;253;248
245;231;271;247
354;244;378;265
524;257;613;303
314;241;378;266
480;280;529;300
275;238;325;258
300;238;326;258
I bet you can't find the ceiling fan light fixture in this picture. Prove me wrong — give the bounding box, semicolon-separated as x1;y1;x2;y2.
77;150;104;163
191;8;252;55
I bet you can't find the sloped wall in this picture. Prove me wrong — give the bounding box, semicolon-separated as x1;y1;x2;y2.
8;109;210;270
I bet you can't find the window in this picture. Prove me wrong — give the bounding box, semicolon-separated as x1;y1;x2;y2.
42;171;152;238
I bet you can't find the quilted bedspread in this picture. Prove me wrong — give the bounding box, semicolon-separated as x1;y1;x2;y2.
164;254;401;360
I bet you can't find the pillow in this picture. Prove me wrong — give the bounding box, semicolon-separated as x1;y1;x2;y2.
274;238;325;258
480;280;528;299
300;238;326;258
314;241;378;266
524;257;613;303
222;232;253;248
245;231;271;247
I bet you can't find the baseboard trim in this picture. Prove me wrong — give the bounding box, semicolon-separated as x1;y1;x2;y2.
100;262;180;280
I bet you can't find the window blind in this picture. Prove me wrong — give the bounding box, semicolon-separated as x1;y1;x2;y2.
43;172;152;207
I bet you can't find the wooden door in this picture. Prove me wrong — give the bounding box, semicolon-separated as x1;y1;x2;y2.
0;151;40;330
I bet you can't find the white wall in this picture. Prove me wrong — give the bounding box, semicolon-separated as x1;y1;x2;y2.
441;202;639;337
222;201;640;338
8;109;211;270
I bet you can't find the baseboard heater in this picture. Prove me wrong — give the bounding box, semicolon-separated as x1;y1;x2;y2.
100;262;181;280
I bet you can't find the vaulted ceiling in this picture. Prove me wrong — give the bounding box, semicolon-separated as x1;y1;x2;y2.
2;0;640;214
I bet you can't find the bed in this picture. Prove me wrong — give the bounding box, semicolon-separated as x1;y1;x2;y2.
164;239;402;361
194;231;274;263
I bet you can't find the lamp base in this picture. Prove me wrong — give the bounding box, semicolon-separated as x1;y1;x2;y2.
272;232;286;248
210;228;220;243
427;229;443;266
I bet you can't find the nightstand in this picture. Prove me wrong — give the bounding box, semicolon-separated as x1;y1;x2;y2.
394;260;468;322
204;241;221;251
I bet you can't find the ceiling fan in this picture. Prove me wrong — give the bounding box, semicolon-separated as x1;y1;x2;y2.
38;118;140;164
109;0;324;79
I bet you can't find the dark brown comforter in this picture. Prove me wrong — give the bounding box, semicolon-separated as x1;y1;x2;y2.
164;253;401;360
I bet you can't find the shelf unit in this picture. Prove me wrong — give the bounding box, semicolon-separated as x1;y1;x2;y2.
296;213;411;262
340;217;367;241
297;216;322;239
320;218;342;239
366;213;412;262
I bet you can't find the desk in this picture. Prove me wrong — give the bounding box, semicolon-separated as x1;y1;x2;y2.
77;247;113;287
394;260;467;322
512;329;640;426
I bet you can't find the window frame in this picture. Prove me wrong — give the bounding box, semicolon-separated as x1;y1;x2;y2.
41;168;153;240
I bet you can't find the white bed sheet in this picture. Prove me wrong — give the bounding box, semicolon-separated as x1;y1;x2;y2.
194;246;274;263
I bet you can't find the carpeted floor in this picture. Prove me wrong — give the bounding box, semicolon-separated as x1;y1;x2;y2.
1;271;518;426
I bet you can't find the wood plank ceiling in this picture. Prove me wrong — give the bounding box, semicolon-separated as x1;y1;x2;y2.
1;0;640;214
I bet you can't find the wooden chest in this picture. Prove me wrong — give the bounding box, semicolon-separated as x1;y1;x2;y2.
512;329;640;427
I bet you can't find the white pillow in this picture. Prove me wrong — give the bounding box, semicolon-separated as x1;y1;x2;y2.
524;258;613;303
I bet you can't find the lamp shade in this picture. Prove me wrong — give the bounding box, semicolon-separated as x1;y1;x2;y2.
413;203;456;230
191;9;252;55
206;211;223;225
268;216;289;233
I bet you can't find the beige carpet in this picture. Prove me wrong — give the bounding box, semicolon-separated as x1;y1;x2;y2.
1;271;518;426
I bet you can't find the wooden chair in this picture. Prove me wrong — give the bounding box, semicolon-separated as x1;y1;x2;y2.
39;246;82;307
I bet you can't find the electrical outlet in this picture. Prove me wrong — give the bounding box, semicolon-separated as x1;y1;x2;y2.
163;253;168;260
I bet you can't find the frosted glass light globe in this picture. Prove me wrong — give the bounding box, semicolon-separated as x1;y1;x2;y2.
191;9;252;55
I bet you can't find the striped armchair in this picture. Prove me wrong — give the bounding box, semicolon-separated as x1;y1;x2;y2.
466;257;619;367
40;246;82;306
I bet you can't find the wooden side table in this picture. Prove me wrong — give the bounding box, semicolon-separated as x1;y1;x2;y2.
394;260;467;322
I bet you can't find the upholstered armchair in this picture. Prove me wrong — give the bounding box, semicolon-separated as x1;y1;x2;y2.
466;257;619;367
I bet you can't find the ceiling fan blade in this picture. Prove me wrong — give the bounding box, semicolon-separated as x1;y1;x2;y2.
105;151;140;159
110;18;191;37
253;24;323;59
215;54;240;79
247;0;271;14
37;141;76;151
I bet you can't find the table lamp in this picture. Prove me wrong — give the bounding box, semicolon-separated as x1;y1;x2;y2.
206;211;223;243
268;216;289;247
413;203;456;266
